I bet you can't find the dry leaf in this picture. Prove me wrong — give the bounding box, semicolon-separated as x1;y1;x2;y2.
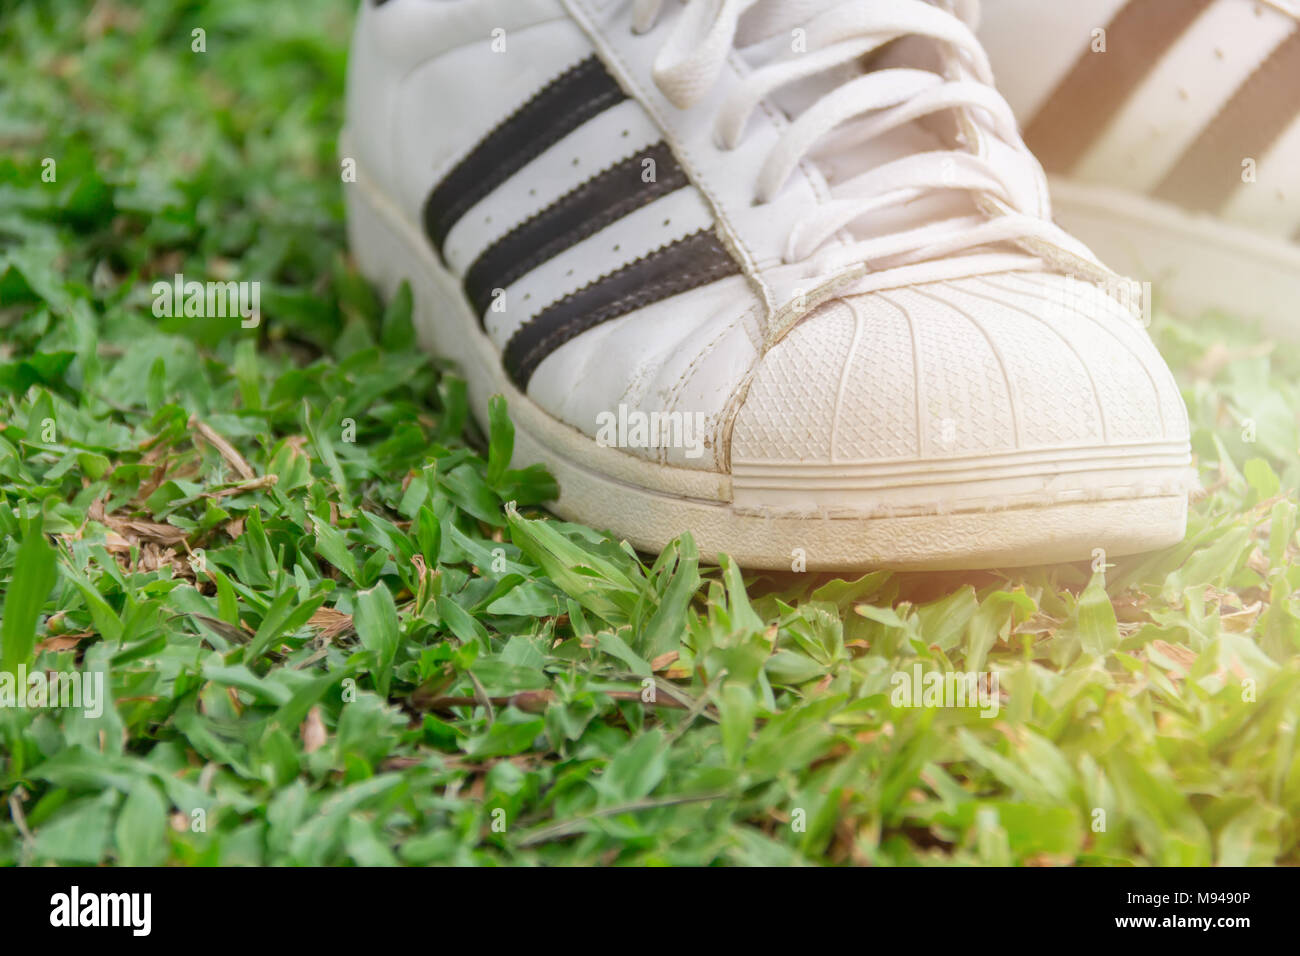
35;632;94;654
203;474;277;500
309;606;353;641
650;650;679;672
89;498;187;546
1150;640;1198;668
189;415;255;479
301;706;327;754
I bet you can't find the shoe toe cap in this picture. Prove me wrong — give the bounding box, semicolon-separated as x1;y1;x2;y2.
730;273;1190;509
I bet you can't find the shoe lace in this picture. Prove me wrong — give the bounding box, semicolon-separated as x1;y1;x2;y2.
631;0;1088;274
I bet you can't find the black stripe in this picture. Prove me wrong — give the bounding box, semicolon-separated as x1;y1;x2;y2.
1024;0;1214;173
1153;27;1300;213
502;230;741;390
463;143;688;315
422;56;627;255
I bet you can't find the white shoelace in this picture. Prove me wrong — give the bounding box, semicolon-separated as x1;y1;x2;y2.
631;0;1083;274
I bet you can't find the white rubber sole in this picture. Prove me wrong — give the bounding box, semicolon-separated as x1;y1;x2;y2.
343;155;1191;570
1049;176;1300;343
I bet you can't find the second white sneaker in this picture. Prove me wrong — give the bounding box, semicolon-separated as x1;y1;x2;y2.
342;0;1194;570
979;0;1300;342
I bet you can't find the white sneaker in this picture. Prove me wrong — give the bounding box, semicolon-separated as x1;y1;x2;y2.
341;0;1193;571
979;0;1300;341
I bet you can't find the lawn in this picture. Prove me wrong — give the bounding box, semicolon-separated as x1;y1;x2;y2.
1;0;1298;866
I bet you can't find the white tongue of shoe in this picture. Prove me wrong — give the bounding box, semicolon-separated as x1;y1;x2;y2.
728;0;1048;265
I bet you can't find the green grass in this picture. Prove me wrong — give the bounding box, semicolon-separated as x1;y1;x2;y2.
2;0;1299;866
